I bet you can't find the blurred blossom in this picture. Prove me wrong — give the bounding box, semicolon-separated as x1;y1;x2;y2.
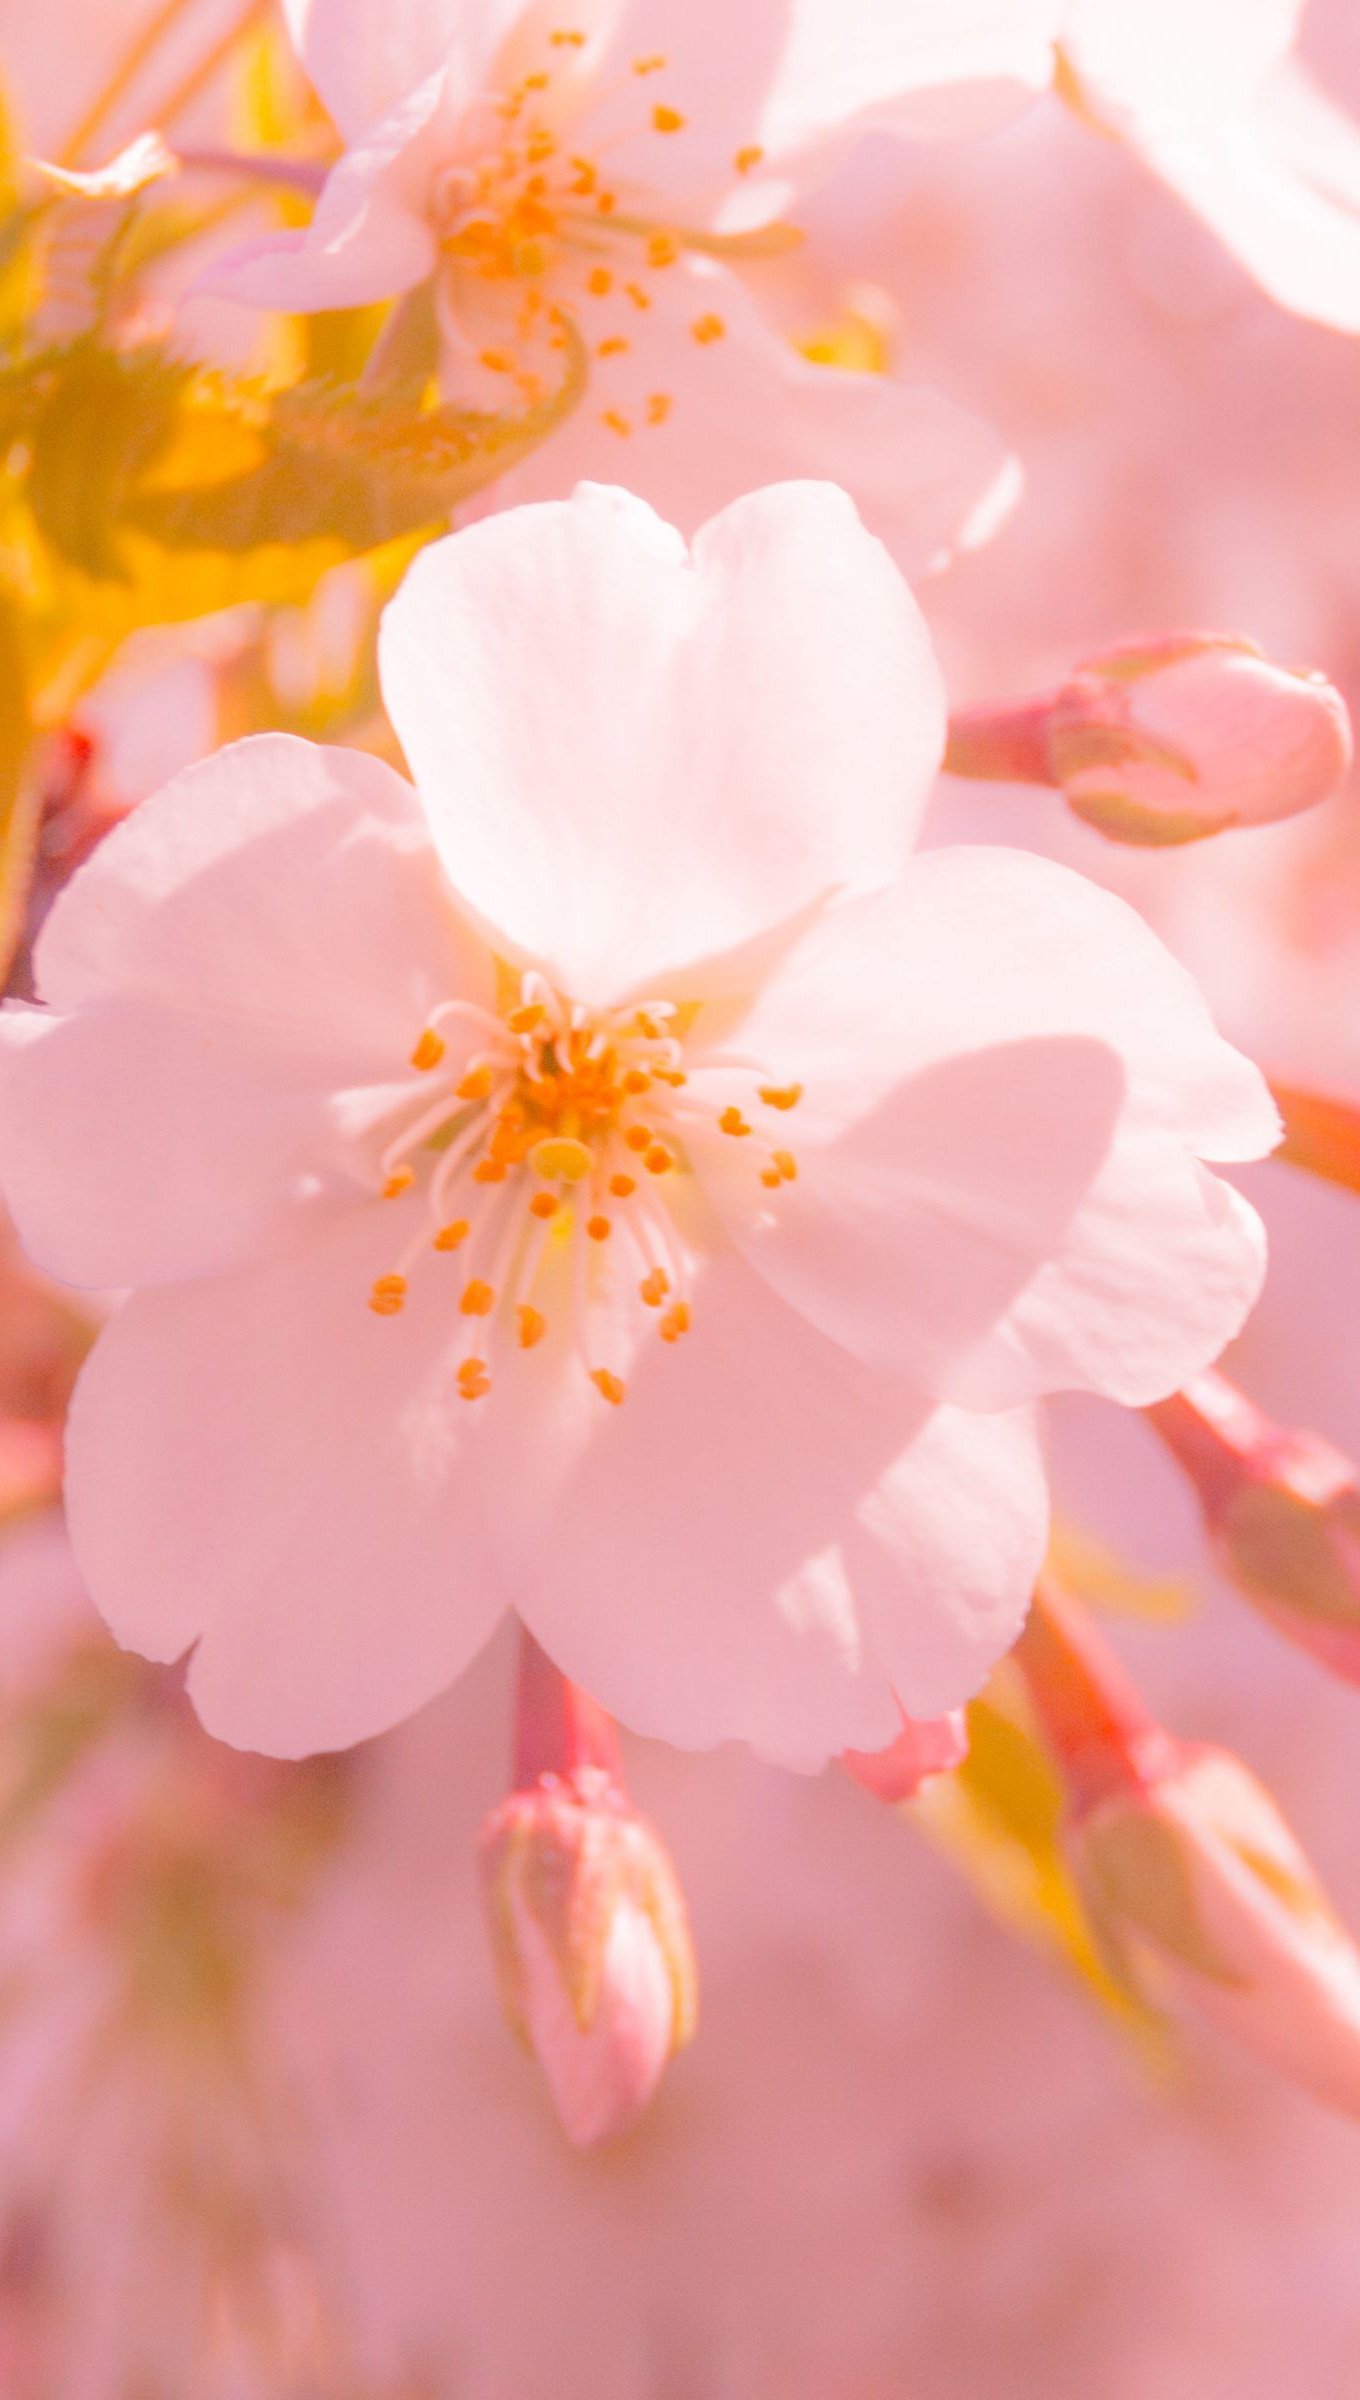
0;485;1275;1763
1058;0;1360;332
0;1517;362;2400
198;0;1057;573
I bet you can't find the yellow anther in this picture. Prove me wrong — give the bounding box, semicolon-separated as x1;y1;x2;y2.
652;103;685;131
640;1268;670;1307
517;1305;547;1349
587;265;612;294
659;1303;691;1343
633;53;667;73
647;232;679;267
473;1157;508;1183
692;313;726;344
602;408;632;436
525;128;556;162
587;1214;612;1242
596;190;617;214
647;392;673;424
457;1357;491;1400
734;144;764;173
369;1275;408;1316
382;1167;416;1199
624;1125;653;1153
773;1149;798;1182
514;239;550;276
760;1167;783;1189
410;1028;446;1071
480;348;513;373
572;160;599;195
592;1368;627;1405
530;1135;594;1182
759;1082;803;1111
625;282;653;310
644;1144;674;1175
457;1065;495;1101
549;27;586;45
461;1279;496;1317
523;69;549;89
654;1065;686;1085
623;1068;651;1095
434;1219;470;1250
530;1190;560;1220
609;1173;637;1198
598;335;630;358
719;1107;752;1137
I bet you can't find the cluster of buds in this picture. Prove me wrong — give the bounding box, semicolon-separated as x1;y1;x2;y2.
479;1635;697;2147
1146;1369;1360;1684
1015;1577;1360;2115
945;632;1352;845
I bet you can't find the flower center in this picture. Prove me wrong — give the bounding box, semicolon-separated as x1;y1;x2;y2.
367;969;802;1406
429;35;799;437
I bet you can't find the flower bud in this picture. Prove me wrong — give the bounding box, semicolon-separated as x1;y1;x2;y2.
1147;1371;1360;1684
1048;633;1351;844
479;1765;697;2147
841;1708;968;1802
1073;1742;1360;2117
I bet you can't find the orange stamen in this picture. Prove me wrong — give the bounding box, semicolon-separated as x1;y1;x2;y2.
592;1368;627;1405
652;103;685;131
692;313;726;344
659;1303;691;1343
530;1190;560;1221
609;1173;637;1198
759;1082;803;1111
587;1215;612;1242
382;1167;415;1199
457;1358;491;1400
457;1065;495;1101
719;1107;751;1137
461;1279;496;1316
517;1305;547;1349
410;1028;446;1071
434;1220;470;1250
640;1268;669;1307
369;1275;407;1316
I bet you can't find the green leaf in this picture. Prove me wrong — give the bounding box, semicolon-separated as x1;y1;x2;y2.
129;329;586;554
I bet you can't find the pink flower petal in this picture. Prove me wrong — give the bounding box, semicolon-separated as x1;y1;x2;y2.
473;262;1019;580
706;846;1277;1406
282;0;489;138
206;72;444;312
1134;65;1360;335
506;1249;1046;1764
64;1209;508;1756
0;735;488;1288
379;480;945;1003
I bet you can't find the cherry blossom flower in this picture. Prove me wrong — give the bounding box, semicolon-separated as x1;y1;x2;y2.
0;482;1277;1762
1058;0;1360;332
202;0;1063;574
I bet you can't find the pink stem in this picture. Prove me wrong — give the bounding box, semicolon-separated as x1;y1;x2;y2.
512;1627;623;1788
1270;1080;1360;1197
1144;1369;1268;1516
1014;1576;1177;1812
943;694;1060;786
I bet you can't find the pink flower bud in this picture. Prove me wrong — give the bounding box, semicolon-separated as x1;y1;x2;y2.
841;1708;968;1802
1147;1371;1360;1684
479;1766;697;2147
1048;633;1352;845
1073;1743;1360;2117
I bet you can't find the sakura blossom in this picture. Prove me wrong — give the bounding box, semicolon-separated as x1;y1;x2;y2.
201;0;1059;572
10;0;1360;2379
0;481;1275;1764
